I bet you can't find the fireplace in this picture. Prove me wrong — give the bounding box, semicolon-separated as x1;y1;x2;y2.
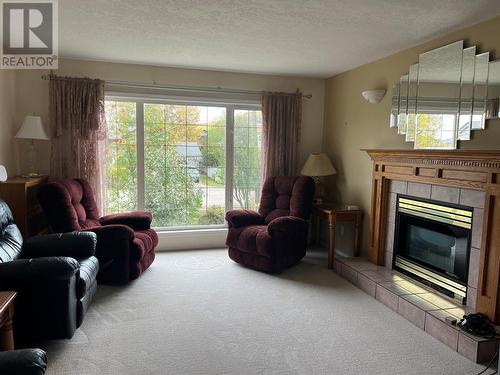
393;195;473;304
364;149;500;323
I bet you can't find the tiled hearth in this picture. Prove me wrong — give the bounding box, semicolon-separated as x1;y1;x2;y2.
333;256;499;363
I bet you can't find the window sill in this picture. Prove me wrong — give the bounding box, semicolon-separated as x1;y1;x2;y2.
154;225;226;232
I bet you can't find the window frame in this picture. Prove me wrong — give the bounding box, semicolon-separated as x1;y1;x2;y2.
105;93;262;231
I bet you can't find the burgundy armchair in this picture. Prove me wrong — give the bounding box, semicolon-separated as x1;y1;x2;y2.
226;176;314;272
38;179;158;283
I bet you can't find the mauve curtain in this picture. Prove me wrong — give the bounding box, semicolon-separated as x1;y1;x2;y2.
49;75;107;212
261;91;302;181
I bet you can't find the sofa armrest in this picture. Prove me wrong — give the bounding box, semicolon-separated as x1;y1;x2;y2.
85;225;134;241
84;225;134;258
225;210;264;228
99;211;152;230
85;225;135;284
0;349;47;375
0;257;81;340
0;257;79;288
267;216;307;236
23;232;97;259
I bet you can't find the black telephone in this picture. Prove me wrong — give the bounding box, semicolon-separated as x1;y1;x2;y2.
458;313;497;339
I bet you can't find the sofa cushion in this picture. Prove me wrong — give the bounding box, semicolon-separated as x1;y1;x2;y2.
76;256;99;299
38;179;101;232
258;176;315;224
226;225;273;257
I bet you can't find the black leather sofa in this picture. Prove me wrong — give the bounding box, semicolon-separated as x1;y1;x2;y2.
0;199;99;342
0;349;47;375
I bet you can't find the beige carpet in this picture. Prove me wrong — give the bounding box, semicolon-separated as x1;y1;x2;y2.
40;249;484;375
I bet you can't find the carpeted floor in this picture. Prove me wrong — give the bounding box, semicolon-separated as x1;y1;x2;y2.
40;249;485;375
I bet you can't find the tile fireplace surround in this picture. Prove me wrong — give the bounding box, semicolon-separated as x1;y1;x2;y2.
386;180;480;309
334;150;500;362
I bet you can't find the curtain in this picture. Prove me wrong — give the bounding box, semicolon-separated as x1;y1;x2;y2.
49;75;107;212
261;91;302;181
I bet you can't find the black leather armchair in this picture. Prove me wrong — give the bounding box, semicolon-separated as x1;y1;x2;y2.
0;200;99;342
0;349;47;375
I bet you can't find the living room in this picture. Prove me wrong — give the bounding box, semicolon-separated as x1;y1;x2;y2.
0;1;500;374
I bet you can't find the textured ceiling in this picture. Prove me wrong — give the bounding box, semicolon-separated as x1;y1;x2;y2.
59;0;500;78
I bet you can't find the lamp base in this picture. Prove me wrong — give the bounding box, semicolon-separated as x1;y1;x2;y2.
22;141;42;179
313;197;324;205
313;178;327;205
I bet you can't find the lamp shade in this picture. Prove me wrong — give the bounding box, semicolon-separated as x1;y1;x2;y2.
15;116;49;140
301;153;337;177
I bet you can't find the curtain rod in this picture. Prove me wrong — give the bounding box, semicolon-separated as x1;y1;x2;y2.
41;75;312;99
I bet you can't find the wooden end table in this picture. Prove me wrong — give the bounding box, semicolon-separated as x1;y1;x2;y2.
312;204;363;269
0;291;17;351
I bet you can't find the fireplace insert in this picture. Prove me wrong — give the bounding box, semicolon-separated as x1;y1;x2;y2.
393;195;473;304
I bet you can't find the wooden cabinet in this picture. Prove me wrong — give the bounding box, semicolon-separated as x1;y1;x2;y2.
0;176;49;238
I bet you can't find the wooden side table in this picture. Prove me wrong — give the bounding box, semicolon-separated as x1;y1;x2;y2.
312;204;363;269
0;291;17;351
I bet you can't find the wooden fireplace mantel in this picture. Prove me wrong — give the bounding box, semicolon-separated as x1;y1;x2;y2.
364;148;500;323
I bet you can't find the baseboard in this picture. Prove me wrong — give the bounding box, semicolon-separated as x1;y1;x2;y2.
156;228;227;251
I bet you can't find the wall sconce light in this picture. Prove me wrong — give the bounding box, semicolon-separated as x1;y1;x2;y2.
362;89;386;104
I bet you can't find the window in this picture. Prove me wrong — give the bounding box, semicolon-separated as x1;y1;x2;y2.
104;98;262;229
105;101;138;213
233;109;262;210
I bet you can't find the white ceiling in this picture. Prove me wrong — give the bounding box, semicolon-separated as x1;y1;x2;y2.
59;0;500;78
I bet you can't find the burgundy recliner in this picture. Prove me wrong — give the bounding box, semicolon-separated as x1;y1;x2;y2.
38;179;158;283
226;176;314;273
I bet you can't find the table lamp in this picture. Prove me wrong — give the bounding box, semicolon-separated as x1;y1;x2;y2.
301;153;337;204
15;115;49;177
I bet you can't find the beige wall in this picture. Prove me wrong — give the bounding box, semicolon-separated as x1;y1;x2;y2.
14;59;325;175
323;16;500;255
0;70;19;176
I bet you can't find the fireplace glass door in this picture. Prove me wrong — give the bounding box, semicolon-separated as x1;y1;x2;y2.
398;214;470;283
394;195;473;302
